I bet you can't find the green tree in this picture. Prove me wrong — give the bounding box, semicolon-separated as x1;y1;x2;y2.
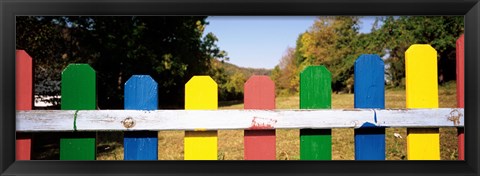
17;16;227;109
295;16;360;92
376;16;464;87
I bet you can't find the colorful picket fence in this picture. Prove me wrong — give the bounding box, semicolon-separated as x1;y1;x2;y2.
15;37;465;160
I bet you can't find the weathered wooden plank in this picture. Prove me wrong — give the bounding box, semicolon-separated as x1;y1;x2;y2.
16;50;33;160
456;34;464;160
405;44;440;160
354;54;385;160
299;66;332;160
184;76;218;160
60;64;96;160
124;75;158;160
244;75;276;160
16;108;464;131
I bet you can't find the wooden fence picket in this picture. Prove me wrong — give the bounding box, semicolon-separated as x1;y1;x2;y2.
456;34;464;160
124;75;158;160
15;48;464;161
299;66;332;160
16;50;33;160
405;44;440;160
60;64;96;160
184;76;218;160
354;54;386;160
243;75;276;160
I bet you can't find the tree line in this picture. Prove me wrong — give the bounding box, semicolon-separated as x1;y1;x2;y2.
271;16;464;96
17;16;234;109
17;16;463;108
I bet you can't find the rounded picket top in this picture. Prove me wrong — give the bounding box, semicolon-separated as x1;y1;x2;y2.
300;65;331;77
16;50;33;110
405;44;438;109
405;44;437;66
16;49;33;66
406;44;436;53
185;75;218;110
124;75;158;110
61;64;96;110
125;75;157;85
62;64;96;76
244;75;275;110
354;54;385;109
355;54;383;66
300;65;332;109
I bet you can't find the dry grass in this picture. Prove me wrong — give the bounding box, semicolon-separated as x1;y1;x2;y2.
35;82;460;160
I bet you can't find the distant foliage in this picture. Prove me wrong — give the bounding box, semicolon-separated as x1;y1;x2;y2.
210;59;271;101
17;16;227;109
270;16;464;95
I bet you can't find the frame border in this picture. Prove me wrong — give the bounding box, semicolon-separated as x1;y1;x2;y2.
1;0;479;175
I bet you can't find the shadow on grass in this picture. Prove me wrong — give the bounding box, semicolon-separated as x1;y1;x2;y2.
30;132;124;160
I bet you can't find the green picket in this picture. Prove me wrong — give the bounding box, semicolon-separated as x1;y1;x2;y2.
299;66;332;160
60;64;96;160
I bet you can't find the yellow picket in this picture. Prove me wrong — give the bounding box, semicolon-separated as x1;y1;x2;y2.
405;44;440;160
184;76;218;160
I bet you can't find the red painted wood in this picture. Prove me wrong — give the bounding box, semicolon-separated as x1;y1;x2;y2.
456;34;464;160
16;50;33;160
16;134;31;160
244;75;276;160
458;128;464;160
456;34;464;108
16;50;33;110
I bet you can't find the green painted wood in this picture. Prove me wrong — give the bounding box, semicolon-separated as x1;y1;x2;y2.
60;64;96;160
60;134;96;160
299;66;332;160
61;64;96;110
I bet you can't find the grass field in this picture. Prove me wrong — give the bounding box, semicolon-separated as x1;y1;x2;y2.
32;82;459;160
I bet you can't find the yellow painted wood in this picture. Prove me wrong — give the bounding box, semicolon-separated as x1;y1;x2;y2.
405;44;440;160
184;131;218;160
407;129;440;160
184;76;218;160
405;45;439;108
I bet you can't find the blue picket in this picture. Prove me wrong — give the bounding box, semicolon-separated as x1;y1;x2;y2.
354;54;386;160
124;75;158;160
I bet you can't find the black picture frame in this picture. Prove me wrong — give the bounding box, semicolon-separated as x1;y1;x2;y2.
1;0;479;175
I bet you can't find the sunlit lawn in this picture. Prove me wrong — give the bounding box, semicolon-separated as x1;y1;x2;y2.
34;82;459;160
92;82;459;160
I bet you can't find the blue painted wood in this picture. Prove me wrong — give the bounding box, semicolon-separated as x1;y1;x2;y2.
354;54;386;160
124;75;158;160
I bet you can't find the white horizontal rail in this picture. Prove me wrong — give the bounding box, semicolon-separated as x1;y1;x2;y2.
16;108;464;132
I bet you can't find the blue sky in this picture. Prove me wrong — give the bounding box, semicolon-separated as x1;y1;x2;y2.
204;16;381;69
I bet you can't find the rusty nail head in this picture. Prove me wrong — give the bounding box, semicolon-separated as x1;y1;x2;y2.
122;117;135;129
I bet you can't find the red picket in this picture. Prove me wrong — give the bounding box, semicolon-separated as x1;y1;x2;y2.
456;34;464;160
244;75;276;160
16;50;33;160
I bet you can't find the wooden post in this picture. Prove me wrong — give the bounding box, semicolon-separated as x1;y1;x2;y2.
354;54;386;160
405;44;440;160
60;64;96;160
124;75;158;160
244;75;276;160
184;76;218;160
16;50;33;160
299;66;332;160
456;34;464;160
